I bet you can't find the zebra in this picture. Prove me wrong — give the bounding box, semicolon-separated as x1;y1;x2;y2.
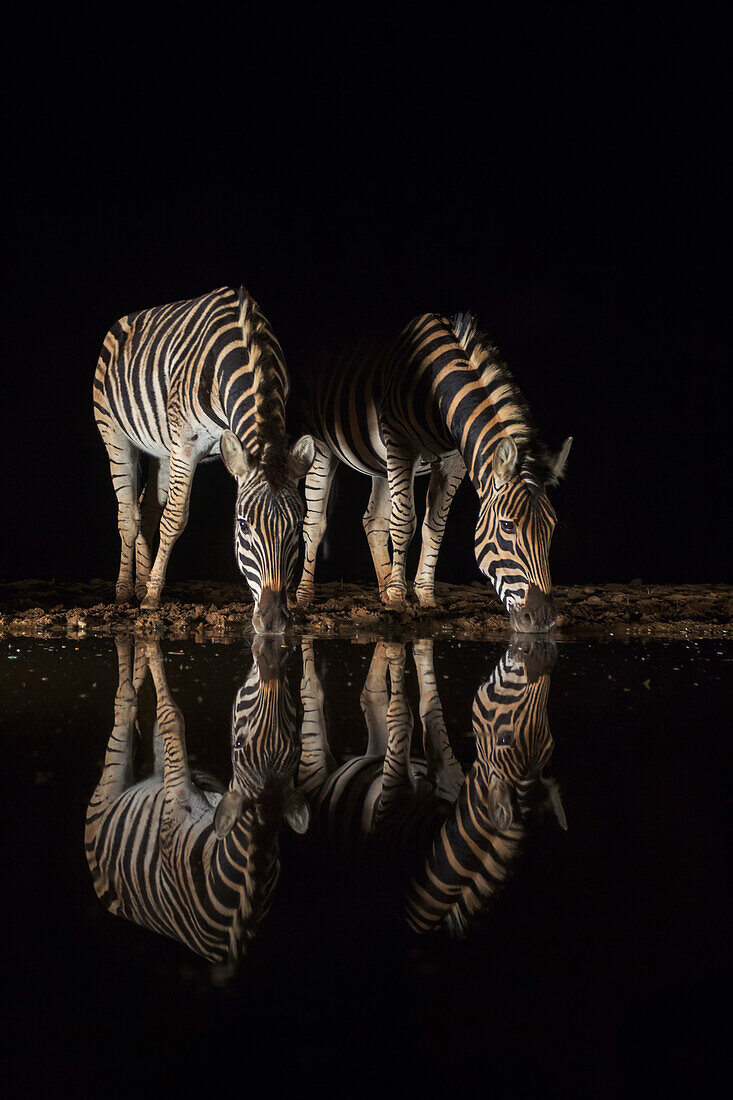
85;637;309;966
295;313;572;632
93;286;315;633
297;636;564;937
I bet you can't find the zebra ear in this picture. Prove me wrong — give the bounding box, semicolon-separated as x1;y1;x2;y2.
288;435;316;480
488;774;514;832
548;436;573;484
214;788;244;838
220;430;252;481
492;436;518;486
541;775;568;830
283;787;311;834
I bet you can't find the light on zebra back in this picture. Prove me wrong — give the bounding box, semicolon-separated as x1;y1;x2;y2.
296;312;572;632
93;286;315;633
297;636;565;938
84;637;309;967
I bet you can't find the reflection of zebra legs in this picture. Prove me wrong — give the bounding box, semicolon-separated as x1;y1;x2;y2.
362;478;392;601
297;640;333;797
135;458;171;601
412;639;464;801
296;441;337;606
413;454;467;609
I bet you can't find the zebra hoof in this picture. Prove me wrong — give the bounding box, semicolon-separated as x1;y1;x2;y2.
134;582;149;601
296;588;314;607
140;594;161;611
415;590;436;609
114;590;134;606
384;588;407;610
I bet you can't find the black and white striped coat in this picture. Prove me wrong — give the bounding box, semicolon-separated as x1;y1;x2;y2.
93;286;314;631
296;313;571;631
85;638;308;965
297;637;565;937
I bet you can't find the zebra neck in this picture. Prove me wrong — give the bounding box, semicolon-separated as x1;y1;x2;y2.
404;773;521;935
205;813;279;955
443;389;532;493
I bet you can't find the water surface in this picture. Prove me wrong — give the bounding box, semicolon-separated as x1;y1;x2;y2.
3;633;730;1092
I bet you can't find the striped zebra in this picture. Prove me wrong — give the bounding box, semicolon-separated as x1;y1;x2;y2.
298;637;564;936
93;286;315;633
85;637;309;965
296;313;572;632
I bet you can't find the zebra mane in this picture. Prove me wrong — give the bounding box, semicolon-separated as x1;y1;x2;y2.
451;312;556;489
238;287;291;491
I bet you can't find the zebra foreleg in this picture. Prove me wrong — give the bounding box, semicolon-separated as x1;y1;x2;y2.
141;449;197;610
384;447;419;608
297;640;335;797
296;440;337;606
145;641;192;822
374;643;415;828
135;458;170;601
363;476;392;601
360;641;391;755
413;454;466;609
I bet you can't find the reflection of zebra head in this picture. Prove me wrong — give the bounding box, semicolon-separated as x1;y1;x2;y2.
475;435;572;633
471;638;563;832
406;638;564;937
214;637;309;840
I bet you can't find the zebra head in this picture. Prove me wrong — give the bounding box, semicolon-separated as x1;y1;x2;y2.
221;431;315;634
213;637;310;841
471;638;565;832
475;435;572;632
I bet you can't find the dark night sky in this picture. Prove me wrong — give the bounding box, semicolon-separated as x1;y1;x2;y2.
2;10;729;587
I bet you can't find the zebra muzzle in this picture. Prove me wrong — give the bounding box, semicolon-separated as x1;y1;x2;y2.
253;587;291;636
509;584;557;634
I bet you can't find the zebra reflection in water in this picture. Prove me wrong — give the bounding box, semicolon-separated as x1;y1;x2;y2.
298;638;564;936
85;638;308;965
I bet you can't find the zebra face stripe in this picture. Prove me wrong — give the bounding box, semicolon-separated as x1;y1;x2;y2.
233;478;304;633
475;476;557;626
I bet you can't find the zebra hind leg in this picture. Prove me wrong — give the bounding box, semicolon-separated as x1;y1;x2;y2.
296;440;337;606
363;476;392;602
413;453;466;609
384;446;418;609
141;447;197;610
135;457;170;601
99;425;141;604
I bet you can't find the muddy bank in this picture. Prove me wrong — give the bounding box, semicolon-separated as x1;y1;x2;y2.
1;579;731;640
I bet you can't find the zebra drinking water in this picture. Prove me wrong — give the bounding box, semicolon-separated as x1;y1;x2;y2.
85;637;309;966
297;636;565;937
93;286;315;632
296;313;571;632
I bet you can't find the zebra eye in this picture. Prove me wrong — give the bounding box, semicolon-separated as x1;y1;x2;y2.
500;520;515;534
498;734;513;746
234;733;245;750
238;517;250;533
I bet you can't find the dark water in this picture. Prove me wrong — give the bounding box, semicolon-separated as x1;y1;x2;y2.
2;633;730;1093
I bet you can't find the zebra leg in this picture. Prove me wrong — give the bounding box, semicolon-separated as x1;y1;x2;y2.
412;639;464;801
297;640;335;797
141;448;197;610
145;641;191;818
99;426;141;603
362;476;392;601
360;641;392;755
135;457;170;601
296;439;338;606
84;638;145;858
384;447;419;608
374;643;415;827
413;454;467;609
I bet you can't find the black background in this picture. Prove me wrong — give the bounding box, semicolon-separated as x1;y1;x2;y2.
2;10;729;588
